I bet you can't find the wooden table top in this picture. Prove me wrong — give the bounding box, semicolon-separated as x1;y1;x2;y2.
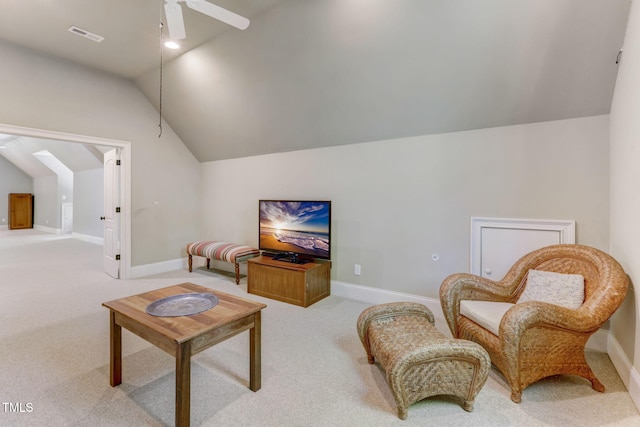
102;282;266;344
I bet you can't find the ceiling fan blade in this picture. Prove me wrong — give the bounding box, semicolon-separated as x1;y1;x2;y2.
185;0;250;30
164;1;187;40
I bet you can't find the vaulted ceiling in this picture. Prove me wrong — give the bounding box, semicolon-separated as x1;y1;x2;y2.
0;0;633;167
0;0;284;78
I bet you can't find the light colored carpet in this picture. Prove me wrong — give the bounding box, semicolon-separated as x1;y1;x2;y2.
1;229;639;426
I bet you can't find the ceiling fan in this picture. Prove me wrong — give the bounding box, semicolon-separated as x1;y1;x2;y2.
163;0;250;40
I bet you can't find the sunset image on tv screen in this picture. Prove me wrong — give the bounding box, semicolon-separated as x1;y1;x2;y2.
259;201;331;259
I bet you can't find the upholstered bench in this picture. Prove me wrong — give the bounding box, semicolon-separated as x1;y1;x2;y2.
187;241;260;284
357;302;490;420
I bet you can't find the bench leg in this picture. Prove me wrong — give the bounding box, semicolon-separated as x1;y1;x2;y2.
207;258;210;270
188;255;193;272
235;263;240;285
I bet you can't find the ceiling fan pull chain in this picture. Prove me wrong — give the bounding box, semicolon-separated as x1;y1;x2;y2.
158;21;164;138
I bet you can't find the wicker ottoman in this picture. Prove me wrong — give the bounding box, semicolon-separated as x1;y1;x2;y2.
357;302;490;420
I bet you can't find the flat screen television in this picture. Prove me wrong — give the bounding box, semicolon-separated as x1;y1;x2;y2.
259;200;331;263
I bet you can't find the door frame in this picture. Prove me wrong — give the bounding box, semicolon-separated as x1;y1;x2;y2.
0;123;132;279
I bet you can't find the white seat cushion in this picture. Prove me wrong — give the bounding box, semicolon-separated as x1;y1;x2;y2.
460;300;515;336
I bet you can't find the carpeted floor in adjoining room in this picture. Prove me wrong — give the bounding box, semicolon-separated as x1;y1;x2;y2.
1;229;639;426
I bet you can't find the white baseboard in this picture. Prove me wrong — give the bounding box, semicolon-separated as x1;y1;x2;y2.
130;257;186;279
630;368;640;412
130;256;248;279
331;280;445;319
608;334;633;388
71;232;103;245
35;224;62;234
608;333;640;409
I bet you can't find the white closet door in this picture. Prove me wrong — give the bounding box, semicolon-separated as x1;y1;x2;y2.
470;218;575;280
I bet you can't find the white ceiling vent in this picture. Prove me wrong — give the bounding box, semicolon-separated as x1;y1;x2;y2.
68;26;104;43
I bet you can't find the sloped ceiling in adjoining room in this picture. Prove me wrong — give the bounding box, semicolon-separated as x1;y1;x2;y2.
0;135;54;178
135;0;632;162
0;135;104;178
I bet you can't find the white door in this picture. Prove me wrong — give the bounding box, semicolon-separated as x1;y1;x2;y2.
480;228;563;280
103;149;120;278
61;202;73;233
470;218;576;280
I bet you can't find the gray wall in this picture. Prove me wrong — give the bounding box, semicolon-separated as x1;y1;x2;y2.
0;40;202;265
0;156;33;227
33;176;57;228
73;168;103;238
201;115;610;299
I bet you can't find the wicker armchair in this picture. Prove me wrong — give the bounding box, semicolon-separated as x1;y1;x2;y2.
439;244;629;403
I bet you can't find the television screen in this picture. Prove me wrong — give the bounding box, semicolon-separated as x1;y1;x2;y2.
259;200;331;260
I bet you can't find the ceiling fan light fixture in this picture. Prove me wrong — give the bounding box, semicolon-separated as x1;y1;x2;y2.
164;1;186;40
163;0;250;40
164;41;180;49
186;0;250;30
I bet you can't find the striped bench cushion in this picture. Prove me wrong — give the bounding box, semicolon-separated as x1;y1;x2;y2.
187;241;260;263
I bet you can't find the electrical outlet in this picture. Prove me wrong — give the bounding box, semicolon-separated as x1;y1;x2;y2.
354;264;361;276
1;218;5;223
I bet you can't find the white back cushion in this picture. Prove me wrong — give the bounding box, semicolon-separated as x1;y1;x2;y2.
518;269;585;309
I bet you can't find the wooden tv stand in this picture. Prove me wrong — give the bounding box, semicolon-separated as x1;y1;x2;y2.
247;256;330;307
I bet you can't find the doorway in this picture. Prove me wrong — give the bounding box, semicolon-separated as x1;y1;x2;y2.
61;202;73;233
0;123;132;279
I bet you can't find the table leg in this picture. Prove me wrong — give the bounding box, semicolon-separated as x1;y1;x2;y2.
109;311;122;387
249;311;262;391
176;341;192;427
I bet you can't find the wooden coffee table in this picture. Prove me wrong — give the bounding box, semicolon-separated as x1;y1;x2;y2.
102;282;266;427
